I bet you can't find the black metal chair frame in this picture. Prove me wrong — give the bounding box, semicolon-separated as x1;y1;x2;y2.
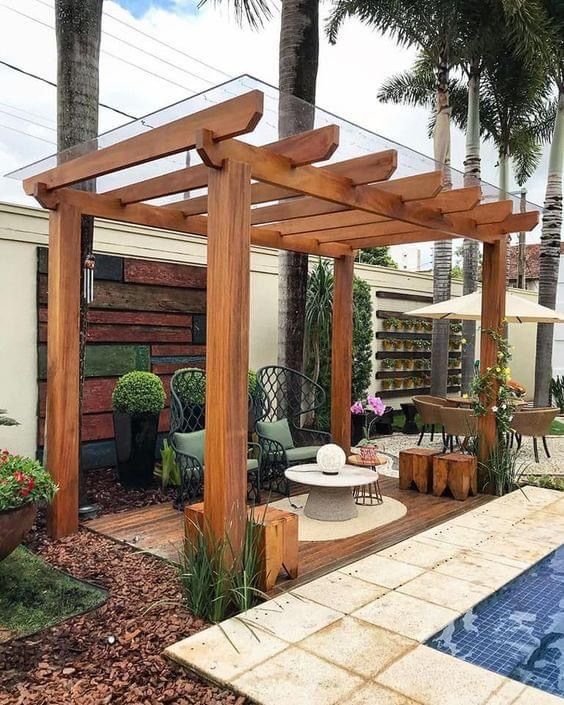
168;368;261;508
508;431;551;463
255;365;331;494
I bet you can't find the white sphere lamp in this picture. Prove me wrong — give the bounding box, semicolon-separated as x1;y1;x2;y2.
316;443;346;475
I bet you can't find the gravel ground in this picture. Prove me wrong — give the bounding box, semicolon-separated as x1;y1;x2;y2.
374;432;564;478
0;528;246;705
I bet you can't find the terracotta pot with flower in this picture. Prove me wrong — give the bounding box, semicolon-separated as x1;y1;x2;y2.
0;450;57;560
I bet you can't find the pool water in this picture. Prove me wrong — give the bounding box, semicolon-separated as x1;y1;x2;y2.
427;544;564;697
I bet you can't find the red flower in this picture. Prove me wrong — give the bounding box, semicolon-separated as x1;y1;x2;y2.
20;487;31;497
13;471;26;483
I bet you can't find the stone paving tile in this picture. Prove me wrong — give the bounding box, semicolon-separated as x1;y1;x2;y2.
484;679;526;705
292;570;389;613
416;523;493;549
339;554;425;589
377;537;462;569
511;686;564;704
231;645;364;705
376;645;505;705
476;534;555;565
542;495;564;515
164;618;288;684
336;681;423;705
298;616;417;678
352;591;458;642
397;570;492;612
433;550;525;590
448;510;519;534
239;593;341;644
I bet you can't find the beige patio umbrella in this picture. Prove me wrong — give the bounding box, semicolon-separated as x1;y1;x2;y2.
407;291;564;324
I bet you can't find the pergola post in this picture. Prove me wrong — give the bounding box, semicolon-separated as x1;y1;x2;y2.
478;237;507;477
46;204;82;538
203;158;251;555
331;254;355;451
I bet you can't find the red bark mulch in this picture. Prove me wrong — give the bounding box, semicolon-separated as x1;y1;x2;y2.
0;528;248;705
84;467;177;516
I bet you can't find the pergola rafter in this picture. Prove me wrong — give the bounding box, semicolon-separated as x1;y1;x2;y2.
19;89;538;545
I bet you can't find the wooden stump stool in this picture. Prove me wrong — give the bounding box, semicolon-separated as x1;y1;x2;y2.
432;453;478;501
185;503;298;592
399;448;442;493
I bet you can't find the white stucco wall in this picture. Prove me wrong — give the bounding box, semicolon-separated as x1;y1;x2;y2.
0;201;539;456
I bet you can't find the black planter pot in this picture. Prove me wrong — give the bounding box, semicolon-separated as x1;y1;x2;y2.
113;411;160;488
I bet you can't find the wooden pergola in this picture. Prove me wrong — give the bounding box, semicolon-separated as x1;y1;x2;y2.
21;89;539;543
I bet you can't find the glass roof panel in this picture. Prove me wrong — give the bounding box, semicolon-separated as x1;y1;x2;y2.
7;74;540;211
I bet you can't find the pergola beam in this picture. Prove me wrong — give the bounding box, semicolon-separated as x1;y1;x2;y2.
250;172;447;226
35;185;353;258
197;135;484;239
167;149;399;216
23;90;264;194
103;125;341;205
268;186;481;235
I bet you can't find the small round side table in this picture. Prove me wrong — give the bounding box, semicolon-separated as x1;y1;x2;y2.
347;454;385;506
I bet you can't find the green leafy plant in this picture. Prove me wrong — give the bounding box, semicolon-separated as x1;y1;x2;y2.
525;475;564;492
248;370;260;400
0;409;18;427
384;316;401;331
180;511;266;622
112;372;165;415
172;369;206;406
549;376;564;413
0;451;57;512
382;358;395;370
156;439;181;488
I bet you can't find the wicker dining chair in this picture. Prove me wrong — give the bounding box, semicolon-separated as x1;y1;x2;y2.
168;368;261;507
439;407;478;453
509;407;558;462
412;396;455;445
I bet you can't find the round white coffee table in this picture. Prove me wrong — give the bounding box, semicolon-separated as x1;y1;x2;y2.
285;464;379;521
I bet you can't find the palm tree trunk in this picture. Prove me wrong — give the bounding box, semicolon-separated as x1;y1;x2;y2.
430;51;452;397
461;64;481;393
55;0;103;510
277;0;319;372
534;89;564;406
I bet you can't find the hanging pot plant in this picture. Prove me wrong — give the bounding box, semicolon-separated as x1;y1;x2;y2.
382;339;394;351
112;371;166;489
382;379;393;391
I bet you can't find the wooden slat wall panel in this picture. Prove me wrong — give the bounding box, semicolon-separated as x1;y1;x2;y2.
124;258;207;289
38;274;206;313
37;249;207;469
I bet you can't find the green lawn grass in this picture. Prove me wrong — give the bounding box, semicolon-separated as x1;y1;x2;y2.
549;417;564;435
0;546;107;639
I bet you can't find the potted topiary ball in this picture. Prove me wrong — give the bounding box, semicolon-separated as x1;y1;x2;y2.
112;372;165;488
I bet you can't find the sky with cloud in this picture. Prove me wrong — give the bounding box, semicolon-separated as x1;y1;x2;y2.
0;0;551;264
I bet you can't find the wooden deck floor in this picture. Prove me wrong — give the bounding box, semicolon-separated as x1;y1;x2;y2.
85;476;492;592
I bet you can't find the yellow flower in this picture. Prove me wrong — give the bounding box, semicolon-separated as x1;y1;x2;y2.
461;338;467;344
462;393;468;399
496;367;501;373
504;367;510;375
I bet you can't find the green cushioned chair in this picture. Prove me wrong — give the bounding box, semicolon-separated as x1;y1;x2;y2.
169;368;261;508
255;366;331;494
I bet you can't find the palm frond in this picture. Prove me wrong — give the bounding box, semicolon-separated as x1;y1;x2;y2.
198;0;272;29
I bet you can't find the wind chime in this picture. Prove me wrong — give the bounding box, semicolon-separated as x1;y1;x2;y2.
83;253;95;304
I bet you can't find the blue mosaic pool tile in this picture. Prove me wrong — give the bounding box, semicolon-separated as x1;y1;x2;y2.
427;544;564;698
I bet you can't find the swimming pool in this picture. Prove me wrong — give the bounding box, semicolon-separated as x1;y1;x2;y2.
427;544;564;698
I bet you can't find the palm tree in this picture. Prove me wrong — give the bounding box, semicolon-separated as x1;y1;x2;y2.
328;0;462;396
534;0;564;406
55;0;103;513
277;0;320;372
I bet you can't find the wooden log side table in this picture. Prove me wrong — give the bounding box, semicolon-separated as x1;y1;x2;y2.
184;502;298;592
347;454;386;505
432;453;478;501
399;448;442;494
